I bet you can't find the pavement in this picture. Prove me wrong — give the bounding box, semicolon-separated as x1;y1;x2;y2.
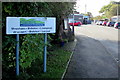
63;35;118;78
61;39;77;52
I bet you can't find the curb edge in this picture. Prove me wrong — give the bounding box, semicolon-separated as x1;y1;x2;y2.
61;39;77;80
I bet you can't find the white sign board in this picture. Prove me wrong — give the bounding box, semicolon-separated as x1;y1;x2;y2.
6;17;56;34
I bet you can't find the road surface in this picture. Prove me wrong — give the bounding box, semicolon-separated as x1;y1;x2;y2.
64;23;119;78
75;23;119;62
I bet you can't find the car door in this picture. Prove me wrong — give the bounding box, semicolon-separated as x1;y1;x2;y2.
74;21;77;26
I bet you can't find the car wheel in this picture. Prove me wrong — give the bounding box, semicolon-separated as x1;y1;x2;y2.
78;24;81;26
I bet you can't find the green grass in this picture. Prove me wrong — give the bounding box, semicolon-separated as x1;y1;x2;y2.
40;49;71;79
19;46;72;80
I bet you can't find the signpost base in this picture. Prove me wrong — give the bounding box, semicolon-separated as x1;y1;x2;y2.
16;34;19;76
43;33;47;72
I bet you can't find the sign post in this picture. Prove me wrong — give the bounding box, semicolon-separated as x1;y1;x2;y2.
73;11;74;33
44;33;47;72
6;17;56;75
16;34;19;75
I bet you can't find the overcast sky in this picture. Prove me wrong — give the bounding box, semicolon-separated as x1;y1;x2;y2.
75;0;120;17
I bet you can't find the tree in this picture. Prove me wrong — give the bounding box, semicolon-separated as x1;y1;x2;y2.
81;12;93;20
99;1;120;18
93;15;103;20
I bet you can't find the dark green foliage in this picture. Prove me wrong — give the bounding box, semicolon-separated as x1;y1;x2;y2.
2;2;76;79
18;48;72;79
20;34;44;69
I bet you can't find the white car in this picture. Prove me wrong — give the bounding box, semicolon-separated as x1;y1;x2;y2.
114;22;120;29
98;21;103;25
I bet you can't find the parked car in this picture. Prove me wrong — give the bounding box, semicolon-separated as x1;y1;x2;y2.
94;20;98;23
96;21;100;25
98;21;103;25
69;20;82;26
106;22;115;26
102;21;107;26
114;22;120;29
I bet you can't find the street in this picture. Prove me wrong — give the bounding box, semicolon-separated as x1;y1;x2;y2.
64;23;118;78
75;23;119;62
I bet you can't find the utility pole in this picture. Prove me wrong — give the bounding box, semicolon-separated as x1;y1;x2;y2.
85;4;87;14
85;0;87;14
73;10;74;33
117;3;119;22
113;2;120;22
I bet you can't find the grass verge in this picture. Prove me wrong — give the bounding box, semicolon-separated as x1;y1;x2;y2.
40;48;71;79
18;46;72;80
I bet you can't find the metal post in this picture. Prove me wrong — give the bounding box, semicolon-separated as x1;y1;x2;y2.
113;2;120;22
73;11;74;26
16;34;19;76
85;4;87;14
43;33;47;72
73;11;74;33
117;4;119;22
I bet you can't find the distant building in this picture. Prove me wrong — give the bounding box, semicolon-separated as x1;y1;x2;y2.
111;16;120;22
83;16;90;20
68;14;84;23
83;16;92;24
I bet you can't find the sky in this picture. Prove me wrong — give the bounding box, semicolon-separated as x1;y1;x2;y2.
75;0;120;17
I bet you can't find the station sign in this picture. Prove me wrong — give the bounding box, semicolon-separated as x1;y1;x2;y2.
6;17;56;34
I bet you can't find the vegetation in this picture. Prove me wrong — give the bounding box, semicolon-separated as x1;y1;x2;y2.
2;2;76;79
93;15;105;20
94;1;120;20
18;48;72;79
81;12;93;20
99;1;120;18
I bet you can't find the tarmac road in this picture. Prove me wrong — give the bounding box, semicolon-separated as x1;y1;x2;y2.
75;23;119;62
64;23;118;78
